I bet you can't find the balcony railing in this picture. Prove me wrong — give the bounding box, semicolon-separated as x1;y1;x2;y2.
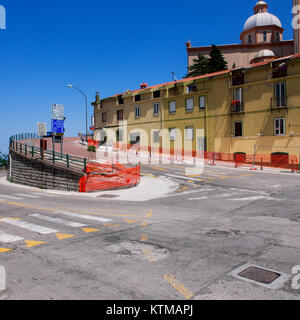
271;96;288;110
230;101;244;114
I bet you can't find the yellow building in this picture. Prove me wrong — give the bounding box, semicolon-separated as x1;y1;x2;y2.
93;53;300;164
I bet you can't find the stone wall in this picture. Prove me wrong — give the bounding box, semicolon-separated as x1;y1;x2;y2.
7;149;84;192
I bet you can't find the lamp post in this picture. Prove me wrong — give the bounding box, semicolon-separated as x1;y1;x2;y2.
68;84;88;142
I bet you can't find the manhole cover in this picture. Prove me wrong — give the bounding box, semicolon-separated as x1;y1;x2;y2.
204;229;240;237
97;194;119;198
104;236;120;243
238;266;280;284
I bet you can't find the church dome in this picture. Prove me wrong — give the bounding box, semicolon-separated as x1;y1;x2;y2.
254;49;275;59
243;1;282;32
243;13;282;32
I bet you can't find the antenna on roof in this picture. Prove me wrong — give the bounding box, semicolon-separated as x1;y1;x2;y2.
172;72;177;82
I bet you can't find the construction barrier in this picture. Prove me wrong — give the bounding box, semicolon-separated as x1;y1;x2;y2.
79;163;140;193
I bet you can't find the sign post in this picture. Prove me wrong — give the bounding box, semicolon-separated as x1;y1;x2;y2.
51;104;65;160
37;123;47;160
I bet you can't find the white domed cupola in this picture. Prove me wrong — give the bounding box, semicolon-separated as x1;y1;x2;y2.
240;1;283;44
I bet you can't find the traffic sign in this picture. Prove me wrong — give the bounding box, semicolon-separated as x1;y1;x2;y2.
37;123;47;137
51;119;64;134
52;104;64;120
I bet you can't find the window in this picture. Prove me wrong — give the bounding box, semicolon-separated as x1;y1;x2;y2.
248;34;252;43
186;85;197;93
234;122;243;137
263;31;267;42
169;128;176;141
186;98;194;112
232;87;244;112
134;95;141;102
130;133;140;145
153;103;160;116
169;101;176;113
117;95;124;105
153;131;160;143
275;82;286;107
274;118;285;136
199;96;206;109
153;90;160;98
185;127;194;141
102;112;107;123
276;32;280;42
117;129;123;142
135;106;140;118
117;110;123;121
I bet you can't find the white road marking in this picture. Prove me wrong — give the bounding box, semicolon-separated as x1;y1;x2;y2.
0;219;59;235
30;193;55;197
15;194;40;198
55;211;112;223
30;214;87;228
165;174;203;182
0;230;24;243
0;195;24;200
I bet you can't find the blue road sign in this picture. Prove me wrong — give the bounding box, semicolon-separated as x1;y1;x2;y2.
51;119;64;134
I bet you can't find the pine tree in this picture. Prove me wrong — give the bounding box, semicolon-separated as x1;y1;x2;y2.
208;45;228;73
184;54;210;78
184;45;228;78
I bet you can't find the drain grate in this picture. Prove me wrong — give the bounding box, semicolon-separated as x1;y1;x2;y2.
229;263;290;289
238;266;280;284
97;194;119;198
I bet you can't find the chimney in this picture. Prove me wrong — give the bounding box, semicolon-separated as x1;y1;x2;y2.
140;83;148;89
293;0;300;53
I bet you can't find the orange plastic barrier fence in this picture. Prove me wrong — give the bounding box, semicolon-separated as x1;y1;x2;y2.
79;163;140;193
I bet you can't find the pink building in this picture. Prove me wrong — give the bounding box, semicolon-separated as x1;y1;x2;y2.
187;1;295;69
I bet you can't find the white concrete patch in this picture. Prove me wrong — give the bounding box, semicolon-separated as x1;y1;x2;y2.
165;174;203;182
0;230;24;243
229;196;282;201
30;214;87;228
55;211;112;223
90;176;179;201
0;219;59;235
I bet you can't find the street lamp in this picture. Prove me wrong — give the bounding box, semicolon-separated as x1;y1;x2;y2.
67;84;88;142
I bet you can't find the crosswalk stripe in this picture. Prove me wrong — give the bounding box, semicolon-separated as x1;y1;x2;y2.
0;219;59;235
0;195;24;200
0;230;24;243
31;193;55;197
30;214;87;228
56;211;112;223
15;194;40;198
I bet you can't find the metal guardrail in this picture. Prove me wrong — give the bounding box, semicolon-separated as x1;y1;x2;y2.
9;134;87;173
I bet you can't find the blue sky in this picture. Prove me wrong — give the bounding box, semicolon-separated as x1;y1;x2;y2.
0;0;295;152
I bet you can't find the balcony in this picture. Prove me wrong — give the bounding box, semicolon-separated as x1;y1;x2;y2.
271;96;288;111
230;101;244;115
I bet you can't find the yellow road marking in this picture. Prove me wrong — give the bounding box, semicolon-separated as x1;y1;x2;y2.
0;248;12;253
82;228;99;233
218;175;230;179
142;249;157;262
56;233;75;240
25;240;47;248
141;221;148;227
163;274;194;300
177;186;188;192
124;219;137;224
150;166;168;171
140;235;148;242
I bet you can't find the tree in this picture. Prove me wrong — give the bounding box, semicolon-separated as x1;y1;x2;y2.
208;45;228;73
185;54;210;78
185;45;228;78
0;152;8;168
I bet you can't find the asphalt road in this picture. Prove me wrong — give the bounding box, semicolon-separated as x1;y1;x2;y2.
0;163;300;300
